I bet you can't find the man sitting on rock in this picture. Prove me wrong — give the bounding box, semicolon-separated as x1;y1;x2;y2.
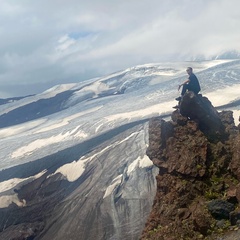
174;67;201;108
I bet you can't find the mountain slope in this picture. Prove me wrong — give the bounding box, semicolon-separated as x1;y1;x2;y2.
0;60;240;239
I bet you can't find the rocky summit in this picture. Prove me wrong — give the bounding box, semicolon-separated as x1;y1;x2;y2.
141;92;240;240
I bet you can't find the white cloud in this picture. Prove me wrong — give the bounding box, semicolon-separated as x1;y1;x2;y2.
0;0;240;97
56;34;76;52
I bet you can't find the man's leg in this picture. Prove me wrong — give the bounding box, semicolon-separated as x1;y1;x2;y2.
181;84;188;96
175;84;188;101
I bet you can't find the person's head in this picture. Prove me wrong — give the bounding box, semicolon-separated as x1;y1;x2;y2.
186;67;193;75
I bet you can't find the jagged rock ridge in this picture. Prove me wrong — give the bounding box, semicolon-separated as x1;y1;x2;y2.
142;92;240;240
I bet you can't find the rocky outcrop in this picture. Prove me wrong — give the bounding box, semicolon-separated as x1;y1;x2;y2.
142;92;240;240
180;92;226;141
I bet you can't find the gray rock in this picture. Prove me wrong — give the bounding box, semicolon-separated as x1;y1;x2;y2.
216;219;227;228
230;210;240;225
179;92;226;141
207;199;235;219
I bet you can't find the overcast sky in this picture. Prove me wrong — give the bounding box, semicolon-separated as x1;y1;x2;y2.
0;0;240;97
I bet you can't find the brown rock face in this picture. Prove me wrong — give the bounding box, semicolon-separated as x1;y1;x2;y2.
142;94;240;240
229;135;240;180
147;113;208;178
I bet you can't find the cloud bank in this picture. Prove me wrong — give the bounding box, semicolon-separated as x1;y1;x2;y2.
0;0;240;97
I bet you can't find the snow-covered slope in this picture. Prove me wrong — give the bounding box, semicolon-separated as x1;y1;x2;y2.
0;60;240;240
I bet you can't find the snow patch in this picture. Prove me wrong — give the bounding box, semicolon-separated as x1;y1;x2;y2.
116;132;139;145
0;170;46;208
127;155;153;175
52;133;140;182
0;194;26;208
41;83;76;96
0;119;46;138
35;107;101;134
104;101;174;122
84;81;110;94
54;159;87;182
103;175;123;199
0;170;46;193
64;82;112;106
52;143;113;182
139;155;154;168
127;159;139;175
205;84;240;107
232;110;240;126
11;127;87;159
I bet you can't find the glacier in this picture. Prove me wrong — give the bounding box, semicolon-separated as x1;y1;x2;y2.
0;59;240;239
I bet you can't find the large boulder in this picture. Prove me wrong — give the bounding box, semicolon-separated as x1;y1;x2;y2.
179;92;226;141
207;199;235;219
